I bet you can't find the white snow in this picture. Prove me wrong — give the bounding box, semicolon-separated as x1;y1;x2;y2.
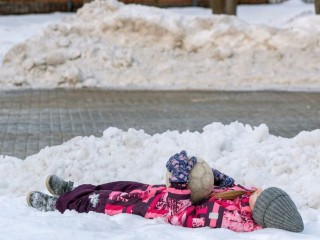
0;122;320;239
0;0;319;90
0;13;72;65
0;1;320;239
89;193;100;207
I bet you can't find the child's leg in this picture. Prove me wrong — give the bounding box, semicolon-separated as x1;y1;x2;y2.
96;181;147;192
56;181;147;214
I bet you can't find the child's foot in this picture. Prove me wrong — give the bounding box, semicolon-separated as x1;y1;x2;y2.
26;191;57;212
46;175;74;196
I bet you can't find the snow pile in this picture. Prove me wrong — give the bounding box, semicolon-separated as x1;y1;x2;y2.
0;13;71;66
1;122;320;239
1;122;320;211
1;0;320;90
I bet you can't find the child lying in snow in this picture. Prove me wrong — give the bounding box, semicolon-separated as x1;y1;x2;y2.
27;151;304;233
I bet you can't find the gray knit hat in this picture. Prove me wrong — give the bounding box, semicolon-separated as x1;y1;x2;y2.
252;187;304;232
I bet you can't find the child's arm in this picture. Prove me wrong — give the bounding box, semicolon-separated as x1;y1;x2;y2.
165;183;262;231
164;183;209;228
165;151;208;228
212;168;235;188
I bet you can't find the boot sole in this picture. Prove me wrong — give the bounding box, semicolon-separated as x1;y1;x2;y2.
45;175;58;196
26;192;32;207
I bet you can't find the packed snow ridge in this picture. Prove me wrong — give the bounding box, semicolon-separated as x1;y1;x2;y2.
1;0;320;90
1;122;320;212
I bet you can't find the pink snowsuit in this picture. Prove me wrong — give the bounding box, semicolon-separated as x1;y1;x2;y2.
56;181;262;232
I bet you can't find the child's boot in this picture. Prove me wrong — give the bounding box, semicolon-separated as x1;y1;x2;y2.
26;191;57;212
46;175;74;196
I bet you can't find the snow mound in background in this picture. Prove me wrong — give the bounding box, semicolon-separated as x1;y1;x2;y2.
1;122;320;215
1;0;320;90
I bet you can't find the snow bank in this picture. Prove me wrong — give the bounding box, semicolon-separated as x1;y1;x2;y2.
1;122;320;211
1;122;320;239
1;0;320;90
0;13;71;66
